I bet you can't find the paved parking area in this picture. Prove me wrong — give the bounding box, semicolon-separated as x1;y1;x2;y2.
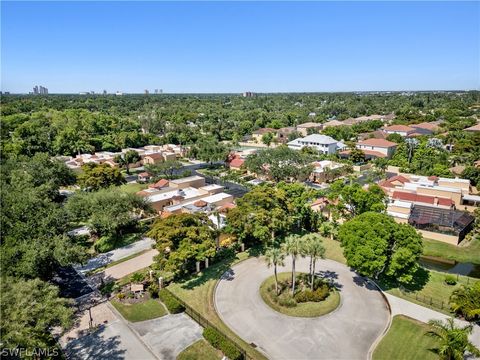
131;313;203;360
65;318;156;360
215;257;390;360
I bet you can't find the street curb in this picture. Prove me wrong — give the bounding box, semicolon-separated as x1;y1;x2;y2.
366;278;393;360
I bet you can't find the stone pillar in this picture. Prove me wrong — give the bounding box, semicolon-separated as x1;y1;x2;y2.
241;243;245;252
196;261;200;273
158;277;164;289
205;258;209;269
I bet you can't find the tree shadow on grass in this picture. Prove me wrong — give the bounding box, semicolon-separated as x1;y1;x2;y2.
376;267;430;292
180;245;264;290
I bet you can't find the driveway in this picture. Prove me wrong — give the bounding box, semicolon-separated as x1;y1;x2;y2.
76;238;155;275
131;313;203;360
215;257;390;360
65;318;156;360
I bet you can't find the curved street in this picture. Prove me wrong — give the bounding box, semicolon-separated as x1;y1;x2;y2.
215;257;390;360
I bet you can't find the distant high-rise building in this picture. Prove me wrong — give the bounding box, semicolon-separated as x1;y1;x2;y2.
154;89;158;94
33;85;48;95
159;89;163;94
144;89;149;95
242;91;256;97
103;90;107;95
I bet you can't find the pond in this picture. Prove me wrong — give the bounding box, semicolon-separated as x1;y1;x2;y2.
419;256;480;279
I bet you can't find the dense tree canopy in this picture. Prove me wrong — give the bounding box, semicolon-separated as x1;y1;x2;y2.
244;145;315;182
328;181;387;219
66;188;151;251
0;278;74;352
77;163;126;190
148;213;217;276
225;183;319;245
338;212;423;283
1;155;86;279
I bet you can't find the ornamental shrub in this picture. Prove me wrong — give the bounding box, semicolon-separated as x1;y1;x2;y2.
203;327;243;360
159;289;185;314
444;275;457;286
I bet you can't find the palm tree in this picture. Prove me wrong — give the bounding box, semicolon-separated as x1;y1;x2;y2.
302;234;326;290
319;222;333;240
426;318;480;360
282;234;302;294
449;282;480;321
264;246;285;295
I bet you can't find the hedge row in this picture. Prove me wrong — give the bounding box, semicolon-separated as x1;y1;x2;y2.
203;327;243;360
158;289;185;314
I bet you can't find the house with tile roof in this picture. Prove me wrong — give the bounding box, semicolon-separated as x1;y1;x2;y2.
382;124;416;137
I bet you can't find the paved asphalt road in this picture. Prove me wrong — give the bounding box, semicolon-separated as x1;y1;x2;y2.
76;238;155;275
215;257;390;360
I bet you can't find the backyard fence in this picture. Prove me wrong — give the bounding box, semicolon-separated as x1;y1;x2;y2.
398;288;449;311
162;288;250;360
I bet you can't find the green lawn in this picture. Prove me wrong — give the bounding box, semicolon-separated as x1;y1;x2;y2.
259;272;340;317
177;339;222;360
373;315;438;360
167;247;268;360
423;237;480;265
379;268;479;314
322;237;346;264
119;182;148;194
111;299;167;322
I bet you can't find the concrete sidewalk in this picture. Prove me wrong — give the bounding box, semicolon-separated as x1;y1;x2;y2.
76;237;155;275
386;293;480;348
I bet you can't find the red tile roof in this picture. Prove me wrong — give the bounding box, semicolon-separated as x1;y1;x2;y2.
149;179;169;189
218;203;236;212
465;123;480;132
392;191;435;204
389;175;410;184
229;158;245;168
193;200;208;207
138;172;151;177
438;198;454;206
411;122;438;131
253;128;277;135
145;153;163;160
383;125;415;132
357;138;398;148
391;191;453;207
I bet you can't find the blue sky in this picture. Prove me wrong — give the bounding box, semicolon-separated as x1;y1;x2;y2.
1;1;479;93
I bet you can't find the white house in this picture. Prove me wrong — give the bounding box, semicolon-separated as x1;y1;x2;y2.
287;134;345;155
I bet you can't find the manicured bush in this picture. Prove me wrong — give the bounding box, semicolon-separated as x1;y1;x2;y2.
117;292;125;300
444;275;457;286
159;289;185;314
148;283;159;298
277;292;297;307
203;327;243;360
294;285;330;303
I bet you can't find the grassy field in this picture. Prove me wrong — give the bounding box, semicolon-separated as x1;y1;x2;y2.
177;339;222;360
167;247;268;360
379;268;479;314
322;237;346;264
423;237;480;265
119;182;148;194
111;299;167;322
373;315;438;360
259;272;340;317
